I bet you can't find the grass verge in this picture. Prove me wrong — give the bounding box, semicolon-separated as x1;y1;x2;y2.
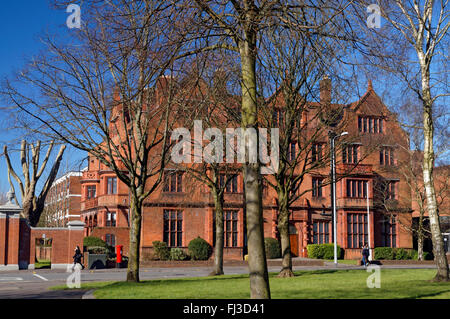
324;259;359;265
51;269;450;299
35;260;51;269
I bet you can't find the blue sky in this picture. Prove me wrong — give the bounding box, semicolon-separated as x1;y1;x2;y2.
0;1;447;197
0;1;85;195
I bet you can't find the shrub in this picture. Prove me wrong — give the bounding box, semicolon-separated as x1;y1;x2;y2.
84;236;108;248
188;237;212;260
395;248;409;260
407;250;418;260
307;244;342;259
84;236;111;254
152;241;170;260
307;244;321;259
170;248;189;261
87;246;108;254
264;238;281;259
422;251;433;260
374;247;395;260
410;250;432;260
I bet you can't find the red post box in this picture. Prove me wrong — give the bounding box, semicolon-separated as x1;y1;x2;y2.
116;245;123;265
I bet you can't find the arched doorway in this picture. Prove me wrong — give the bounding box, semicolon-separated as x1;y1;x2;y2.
84;217;89;236
289;224;298;257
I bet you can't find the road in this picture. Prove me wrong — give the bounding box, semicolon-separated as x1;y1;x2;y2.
0;263;440;299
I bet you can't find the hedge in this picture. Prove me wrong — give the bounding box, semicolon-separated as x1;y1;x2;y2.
170;248;189;261
188;237;212;260
307;244;342;259
373;247;395;260
264;238;281;259
87;246;108;254
373;247;433;260
152;241;170;260
395;248;408;260
83;236;108;248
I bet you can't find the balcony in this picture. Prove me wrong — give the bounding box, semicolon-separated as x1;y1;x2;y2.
81;198;98;211
336;163;373;176
82;171;100;181
97;194;129;207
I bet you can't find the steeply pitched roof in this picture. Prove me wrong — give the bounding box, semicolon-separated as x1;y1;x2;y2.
350;80;391;117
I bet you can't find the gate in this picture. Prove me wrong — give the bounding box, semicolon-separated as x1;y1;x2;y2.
35;237;52;267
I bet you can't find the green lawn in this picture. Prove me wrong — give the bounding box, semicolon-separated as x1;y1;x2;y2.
52;269;450;299
324;259;359;265
35;260;51;269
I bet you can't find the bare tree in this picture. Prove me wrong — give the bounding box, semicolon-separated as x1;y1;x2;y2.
354;0;449;281
174;59;243;276
0;1;189;282
3;140;66;226
257;27;337;276
182;0;356;298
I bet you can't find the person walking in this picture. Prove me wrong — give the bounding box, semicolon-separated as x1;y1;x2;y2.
72;245;85;270
362;243;370;267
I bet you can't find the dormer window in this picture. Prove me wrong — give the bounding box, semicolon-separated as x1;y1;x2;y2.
358;116;383;134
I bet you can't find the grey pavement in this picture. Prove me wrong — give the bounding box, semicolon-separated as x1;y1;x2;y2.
0;262;441;299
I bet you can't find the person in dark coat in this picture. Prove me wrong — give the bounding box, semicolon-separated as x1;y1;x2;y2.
362;243;370;267
72;245;84;270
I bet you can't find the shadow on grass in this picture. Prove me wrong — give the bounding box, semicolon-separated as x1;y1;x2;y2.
53;268;449;299
407;290;450;299
294;270;340;276
95;274;250;289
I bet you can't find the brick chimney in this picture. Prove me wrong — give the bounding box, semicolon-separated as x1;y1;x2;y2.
320;75;331;105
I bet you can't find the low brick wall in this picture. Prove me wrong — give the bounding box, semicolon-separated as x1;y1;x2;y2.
344;248;363;260
141;246;245;262
90;227;130;256
139;258;325;268
29;226;84;269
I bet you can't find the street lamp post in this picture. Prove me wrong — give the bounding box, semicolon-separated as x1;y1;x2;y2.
329;131;348;267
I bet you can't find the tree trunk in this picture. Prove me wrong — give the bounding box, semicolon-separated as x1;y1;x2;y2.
22;191;36;222
4;141;65;227
277;189;294;277
417;210;424;261
240;35;271;299
127;192;143;282
417;232;424;261
421;65;449;281
210;189;225;276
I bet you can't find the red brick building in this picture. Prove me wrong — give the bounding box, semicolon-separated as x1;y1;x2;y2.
43;171;84;227
80;77;413;260
410;162;450;253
